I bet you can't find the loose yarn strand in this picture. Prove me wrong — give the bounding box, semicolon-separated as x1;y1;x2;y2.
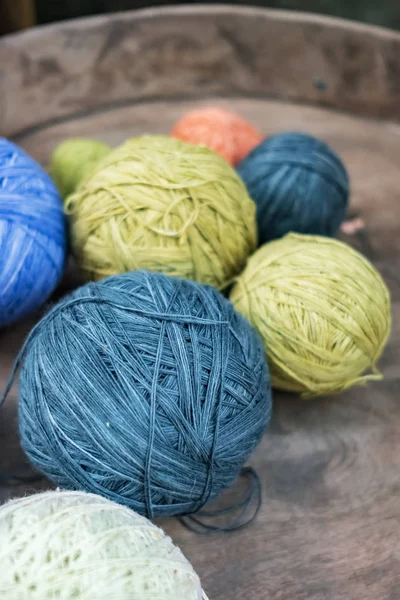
192;319;228;513
143;278;185;518
0;318;50;483
144;321;166;520
179;467;262;534
0;297;87;408
0;317;45;408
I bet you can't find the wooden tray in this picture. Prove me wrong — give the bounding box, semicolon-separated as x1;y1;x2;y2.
1;6;400;599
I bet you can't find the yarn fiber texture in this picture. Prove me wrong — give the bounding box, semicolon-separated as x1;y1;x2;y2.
0;138;66;328
237;132;349;244
64;135;256;287
0;490;203;600
171;107;262;166
50;138;111;199
230;233;391;397
17;270;271;517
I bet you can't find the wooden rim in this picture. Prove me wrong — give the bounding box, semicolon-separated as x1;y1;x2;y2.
1;4;400;140
3;5;400;42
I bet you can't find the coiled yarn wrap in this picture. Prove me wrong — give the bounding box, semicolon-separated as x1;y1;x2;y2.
231;233;391;397
50;138;111;198
237;132;349;244
18;271;272;517
0;138;66;327
65;135;256;287
171;107;262;166
0;490;203;600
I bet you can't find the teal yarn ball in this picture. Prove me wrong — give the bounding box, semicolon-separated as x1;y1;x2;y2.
0;138;66;327
18;271;271;518
237;132;349;244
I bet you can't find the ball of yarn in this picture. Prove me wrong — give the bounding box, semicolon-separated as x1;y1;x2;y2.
50;138;111;198
237;132;349;244
0;490;204;600
230;233;391;397
171;107;262;166
64;135;256;287
0;138;66;328
18;270;271;517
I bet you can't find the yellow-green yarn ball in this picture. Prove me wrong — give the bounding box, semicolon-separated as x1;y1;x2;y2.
50;138;111;198
230;233;391;397
0;490;204;600
65;135;256;287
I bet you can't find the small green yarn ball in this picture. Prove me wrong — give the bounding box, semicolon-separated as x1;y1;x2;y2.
64;135;257;287
0;490;204;600
231;233;391;397
50;138;111;198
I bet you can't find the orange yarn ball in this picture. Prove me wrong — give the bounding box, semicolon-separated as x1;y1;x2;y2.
171;107;263;166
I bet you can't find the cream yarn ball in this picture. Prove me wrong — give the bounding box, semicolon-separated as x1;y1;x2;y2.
0;491;205;600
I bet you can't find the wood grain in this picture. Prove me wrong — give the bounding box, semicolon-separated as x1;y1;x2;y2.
1;7;400;600
2;6;400;139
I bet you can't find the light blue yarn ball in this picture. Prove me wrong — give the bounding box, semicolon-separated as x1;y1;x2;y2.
18;270;272;518
0;138;66;327
237;132;349;244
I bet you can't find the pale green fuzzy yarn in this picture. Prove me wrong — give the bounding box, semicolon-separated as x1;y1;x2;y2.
231;233;391;397
64;135;256;287
0;491;204;600
50;138;111;198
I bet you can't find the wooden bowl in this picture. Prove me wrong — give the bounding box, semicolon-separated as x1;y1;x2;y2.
1;6;400;599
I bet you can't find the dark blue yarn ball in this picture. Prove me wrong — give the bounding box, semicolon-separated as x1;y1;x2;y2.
237;132;349;244
18;271;272;518
0;138;66;327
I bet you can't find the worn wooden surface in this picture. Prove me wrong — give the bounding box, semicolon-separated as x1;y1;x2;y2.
1;7;400;600
2;5;400;140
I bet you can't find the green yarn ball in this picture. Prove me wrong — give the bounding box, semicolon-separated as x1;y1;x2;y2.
231;233;391;397
50;138;111;198
0;491;204;600
65;135;257;288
